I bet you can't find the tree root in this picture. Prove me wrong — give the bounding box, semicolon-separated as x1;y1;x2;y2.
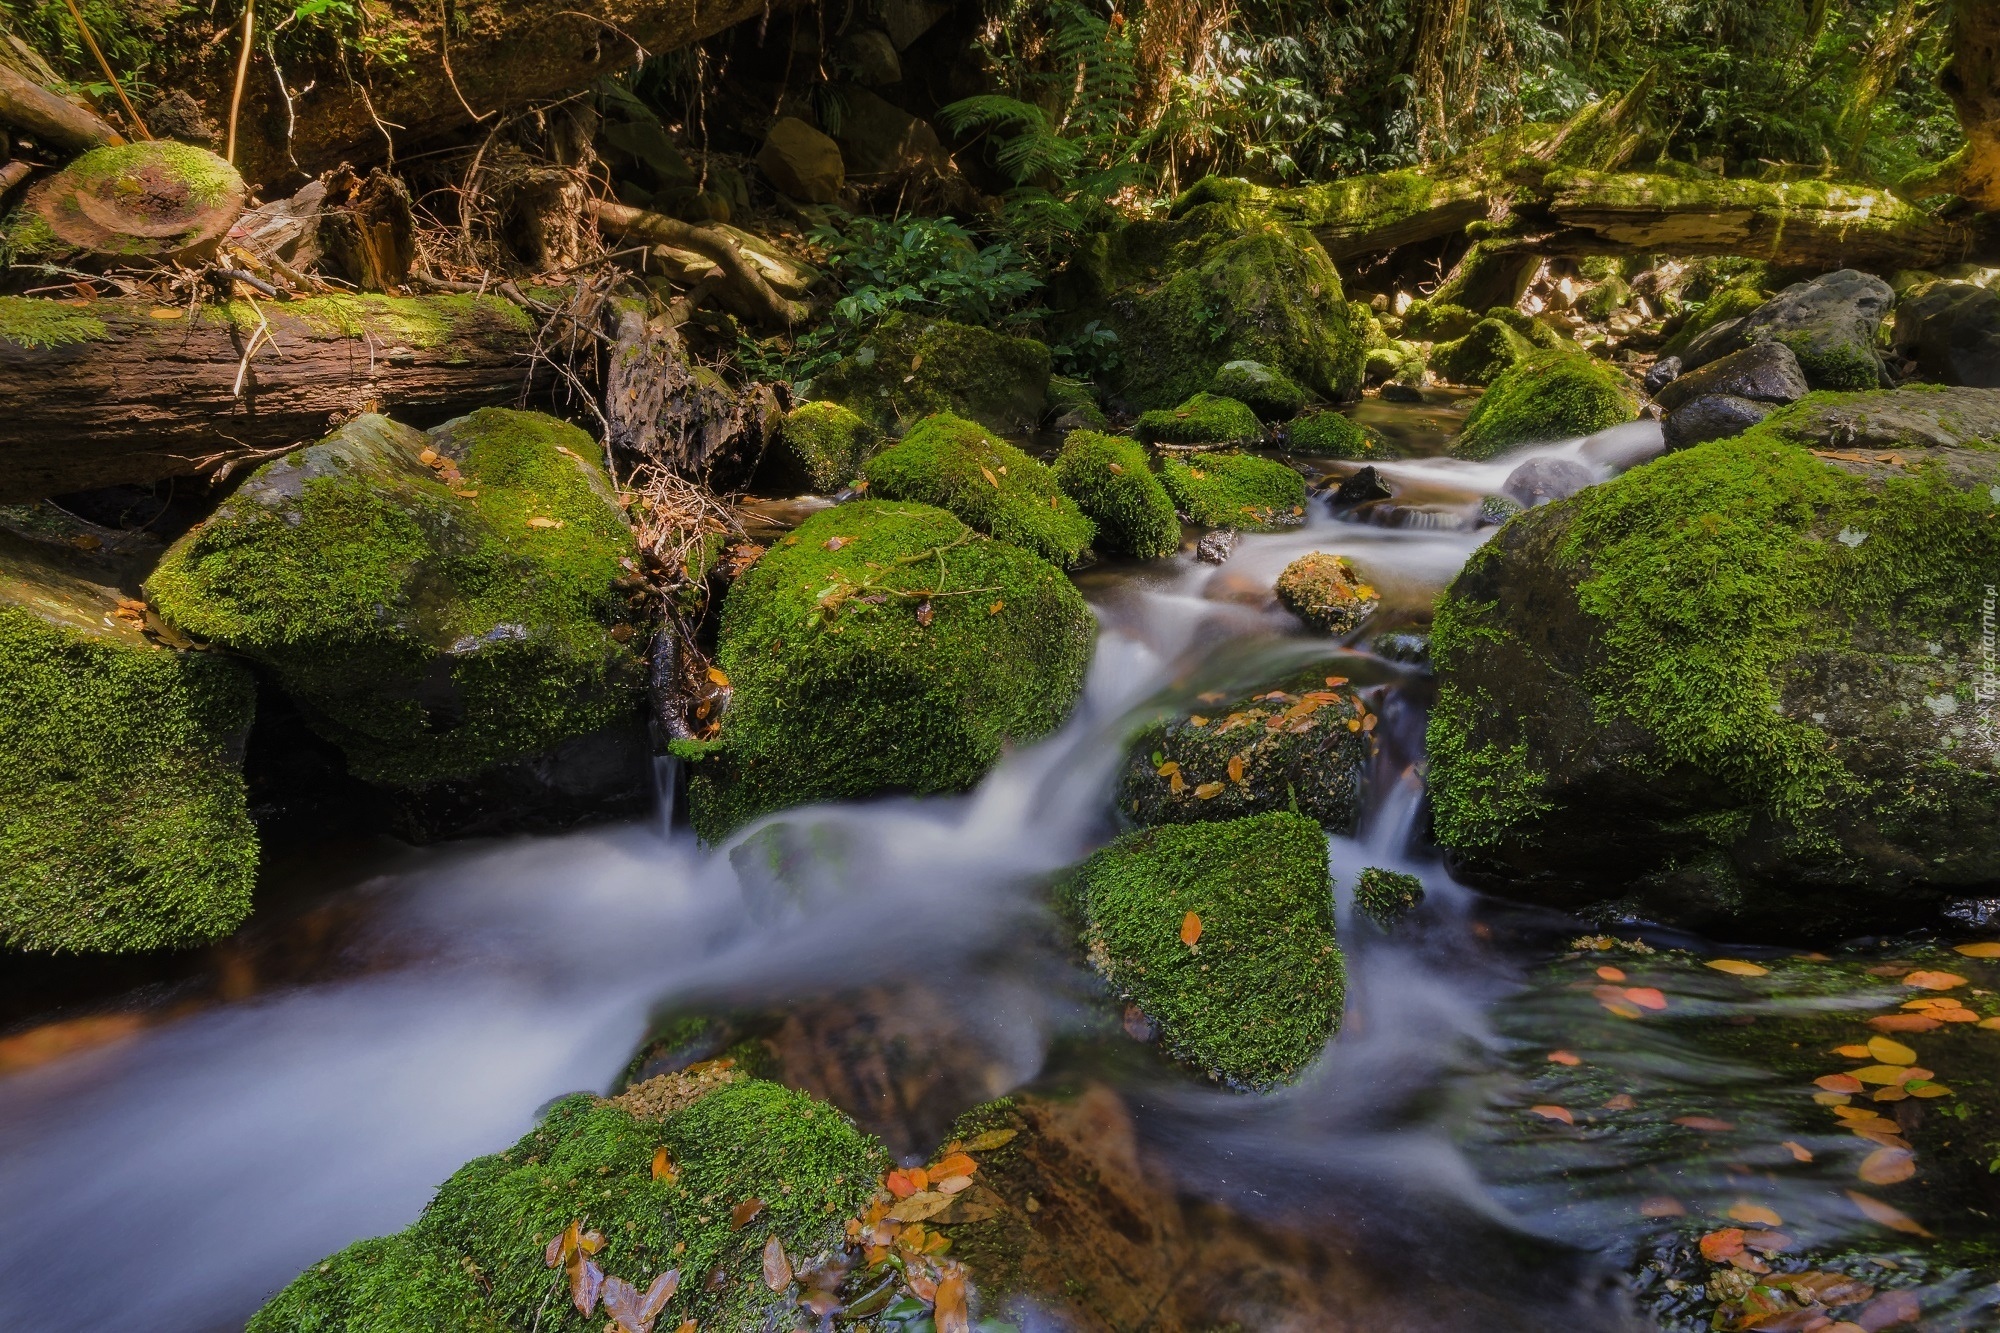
588;199;810;329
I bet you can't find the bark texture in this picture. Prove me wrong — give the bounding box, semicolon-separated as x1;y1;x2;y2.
1902;0;2000;211
0;294;543;500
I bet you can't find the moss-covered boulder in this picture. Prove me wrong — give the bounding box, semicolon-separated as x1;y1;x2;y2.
1209;360;1306;421
148;411;647;834
1133;392;1263;448
1431;317;1537;387
684;501;1093;841
1046;375;1110;431
1117;670;1372;832
1274;552;1380;634
0;505;257;953
1052;430;1180;560
811;314;1052;436
1353;867;1424;929
862;412;1094;566
1064;180;1368;411
1282;410;1396;460
762;400;879;494
1453;347;1641;459
1157;453;1305;531
251;1071;888;1333
1662;283;1767;359
1062;812;1343;1086
1739;269;1894;390
1404;299;1478;342
1428;388;2000;935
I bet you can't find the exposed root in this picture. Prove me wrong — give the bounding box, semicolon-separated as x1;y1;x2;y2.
588;199;810;328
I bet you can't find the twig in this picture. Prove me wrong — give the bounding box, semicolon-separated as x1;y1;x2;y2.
225;0;254;164
61;0;149;139
231;291;273;397
437;0;492;123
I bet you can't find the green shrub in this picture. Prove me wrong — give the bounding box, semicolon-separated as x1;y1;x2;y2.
1158;453;1305;530
1052;430;1180;559
863;412;1095;566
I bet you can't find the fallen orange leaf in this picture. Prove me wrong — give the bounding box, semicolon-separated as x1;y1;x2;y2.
1858;1147;1916;1185
1951;942;2000;958
1781;1140;1813;1163
1846;1190;1931;1236
1596;965;1626;982
1227;754;1246;783
1674;1115;1735;1132
1699;1227;1746;1260
1832;1044;1873;1058
1547;1050;1581;1066
1867;1036;1917;1065
652;1146;677;1182
1869;1014;1941;1033
1903;970;1967;990
1638;1195;1684;1217
1193;781;1225;799
1816;1073;1864;1094
934;1271;970;1333
1623;987;1667;1011
1705;959;1769;977
1727;1202;1782;1227
931;1153;976;1179
1530;1104;1574;1125
1603;1093;1637;1110
885;1170;919;1199
763;1234;792;1290
1181;912;1202;948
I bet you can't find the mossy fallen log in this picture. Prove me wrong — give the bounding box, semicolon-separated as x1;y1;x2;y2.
0;292;543;501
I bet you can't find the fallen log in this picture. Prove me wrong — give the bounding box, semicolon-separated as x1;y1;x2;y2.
0;58;122;154
0;292;546;501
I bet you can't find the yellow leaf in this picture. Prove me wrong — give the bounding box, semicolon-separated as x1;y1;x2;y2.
707;666;730;688
1727;1202;1782;1227
149;307;183;319
981;467;999;488
1846;1190;1931;1236
1180;912;1202;948
1781;1141;1813;1163
1705;959;1769;977
1832;1044;1873;1058
1852;1064;1912;1085
1155;761;1181;778
888;1191;954;1222
1858;1147;1915;1185
1866;1036;1917;1066
963;1128;1018;1151
1194;781;1224;799
1952;941;2000;958
652;1146;678;1181
1227;754;1246;783
988;599;1004;616
527;516;564;529
1188;715;1209;727
419;448;440;465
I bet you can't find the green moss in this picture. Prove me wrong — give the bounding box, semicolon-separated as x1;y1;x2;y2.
1770;330;1883;391
1046;375;1110;430
1052;430;1179;560
1661;284;1767;357
1066;812;1343;1087
863;413;1095;566
1158;453;1305;530
1403;300;1477;341
1453;347;1640;459
1354;867;1424;929
1275;551;1380;633
1283;410;1394;459
147;411;642;790
686;502;1093;841
254;1079;887;1333
1209;360;1306;421
773;400;879;493
0;294;109;348
1481;307;1565;349
1576;275;1632;321
64;140;240;206
1431;318;1536;387
812;314;1052;435
281;294;533;349
1133;392;1263;447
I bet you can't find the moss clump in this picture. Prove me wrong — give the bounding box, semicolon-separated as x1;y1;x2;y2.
1052;430;1180;560
1282;410;1396;460
863;413;1095;566
1046;375;1110;430
1662;284;1766;357
1275;551;1380;634
65;140;241;206
1354;867;1424;929
812;313;1052;435
252;1077;888;1333
0;294;110;348
1209;360;1306;421
770;400;879;494
1117;669;1372;831
1158;453;1305;530
1481;307;1565;348
147;411;643;791
1133;392;1263;447
1453;347;1640;459
1404;300;1477;341
1065;812;1343;1086
281;293;534;349
685;501;1093;841
1431;318;1537;386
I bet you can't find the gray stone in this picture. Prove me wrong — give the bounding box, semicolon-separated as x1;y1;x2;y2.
1892;281;2000;388
1642;355;1681;397
1678;315;1749;371
1195;529;1236;564
1654;341;1809;412
1663;394;1772;450
1739;268;1894;390
839;28;902;85
1333;465;1394;507
1502;456;1596;508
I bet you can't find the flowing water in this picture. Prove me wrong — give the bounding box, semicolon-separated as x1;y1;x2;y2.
1;404;1993;1331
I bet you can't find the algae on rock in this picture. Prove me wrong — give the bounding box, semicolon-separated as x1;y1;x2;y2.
1158;453;1306;531
1209;360;1306;421
863;412;1095;566
1275;552;1381;634
812;314;1052;435
684;501;1094;841
1453;346;1640;459
1053;430;1180;560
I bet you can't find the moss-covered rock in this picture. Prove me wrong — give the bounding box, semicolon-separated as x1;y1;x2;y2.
1453;347;1641;459
1274;552;1381;634
1117;669;1372;832
1063;812;1344;1086
1739;269;1894;391
251;1073;888;1333
1157;453;1305;531
1065;182;1368;411
1133;392;1263;448
1209;360;1306;421
1282;410;1396;459
147;411;646;826
812;314;1052;435
1428;388;2000;935
1046;375;1110;431
1431;318;1537;387
685;501;1093;841
1354;867;1424;929
1052;430;1180;560
1404;299;1478;342
0;505;257;953
862;412;1094;566
1481;306;1566;348
1662;283;1768;358
764;400;879;494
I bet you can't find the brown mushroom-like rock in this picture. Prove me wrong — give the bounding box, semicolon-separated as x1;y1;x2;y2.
19;141;244;261
1275;551;1380;634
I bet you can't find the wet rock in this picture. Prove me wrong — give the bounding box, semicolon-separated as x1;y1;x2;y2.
1452;347;1641;460
1274;552;1380;634
1380;381;1426;402
1371;630;1431;664
864;413;1094;567
1663;393;1772;449
812;313;1052;435
1158;453;1305;531
1892;280;2000;388
1677;314;1751;370
1208;360;1305;421
147;410;650;841
1053;430;1179;560
1477;493;1523;526
837;28;901;84
1061;812;1343;1086
1118;670;1372;833
1643;355;1682;396
1195;529;1236;563
755;116;845;203
1502;456;1596;508
1354;867;1425;929
1654;342;1809;412
683;501;1093;841
1665;286;1767;367
1428;388;2000;934
1739;268;1894;390
1134;392;1262;447
1332;465;1394;507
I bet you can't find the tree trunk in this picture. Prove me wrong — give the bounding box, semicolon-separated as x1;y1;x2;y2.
0;293;545;501
1903;0;2000;211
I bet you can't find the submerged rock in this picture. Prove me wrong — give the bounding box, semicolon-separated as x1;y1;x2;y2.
0;504;257;952
1133;391;1262;447
1354;867;1425;929
812;314;1052;436
1893;280;2000;388
684;502;1093;841
1209;359;1306;421
1428;388;2000;934
1274;551;1380;634
1118;669;1372;831
761;399;880;494
1052;430;1179;560
1739;269;1894;390
1158;453;1305;530
147;410;648;839
1061;812;1344;1086
863;413;1094;566
1453;347;1641;460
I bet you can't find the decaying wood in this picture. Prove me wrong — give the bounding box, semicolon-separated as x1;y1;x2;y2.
0;59;121;154
0;295;544;501
603;302;782;482
315;166;415;292
590;200;811;327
